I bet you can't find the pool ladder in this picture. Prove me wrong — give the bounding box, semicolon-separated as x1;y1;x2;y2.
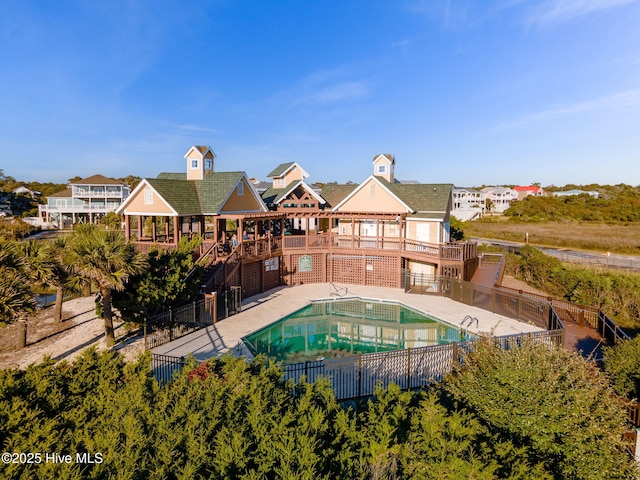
460;315;479;331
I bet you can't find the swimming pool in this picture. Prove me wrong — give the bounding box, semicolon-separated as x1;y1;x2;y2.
242;298;474;363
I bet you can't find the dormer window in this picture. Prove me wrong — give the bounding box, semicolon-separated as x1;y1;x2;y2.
205;159;212;170
191;159;199;169
378;165;386;174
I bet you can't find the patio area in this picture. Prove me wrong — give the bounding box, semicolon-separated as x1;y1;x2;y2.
152;283;544;362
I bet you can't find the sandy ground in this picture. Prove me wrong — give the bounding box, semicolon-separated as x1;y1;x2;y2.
0;295;146;370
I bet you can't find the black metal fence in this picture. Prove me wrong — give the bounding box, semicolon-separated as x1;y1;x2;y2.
151;329;564;397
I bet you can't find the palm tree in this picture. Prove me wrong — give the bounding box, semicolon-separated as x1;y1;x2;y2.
0;239;37;348
69;225;148;346
44;235;73;322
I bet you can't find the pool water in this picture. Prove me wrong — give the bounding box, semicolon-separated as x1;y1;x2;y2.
242;298;472;363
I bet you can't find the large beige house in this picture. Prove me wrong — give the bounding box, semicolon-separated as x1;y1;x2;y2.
117;146;478;298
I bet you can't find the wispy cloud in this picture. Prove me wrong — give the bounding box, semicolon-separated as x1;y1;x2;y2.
528;0;640;25
173;124;219;134
302;81;369;105
271;66;371;109
490;90;640;131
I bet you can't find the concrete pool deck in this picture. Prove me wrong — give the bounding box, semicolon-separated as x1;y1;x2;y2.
152;283;544;361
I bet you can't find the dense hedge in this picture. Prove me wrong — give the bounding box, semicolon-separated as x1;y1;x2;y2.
0;348;636;479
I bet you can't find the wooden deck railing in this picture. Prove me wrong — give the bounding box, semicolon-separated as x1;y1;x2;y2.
496;285;630;345
282;234;477;262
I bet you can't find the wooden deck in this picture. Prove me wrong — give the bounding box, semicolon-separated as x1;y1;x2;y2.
470;259;609;359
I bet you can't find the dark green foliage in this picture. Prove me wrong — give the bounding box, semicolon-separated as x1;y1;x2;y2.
3;348;635;479
449;216;466;241
443;340;637;480
504;185;640;223
112;236;203;322
603;336;640;400
507;246;640;329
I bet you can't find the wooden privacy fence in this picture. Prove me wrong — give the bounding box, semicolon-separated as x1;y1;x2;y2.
151;329;563;398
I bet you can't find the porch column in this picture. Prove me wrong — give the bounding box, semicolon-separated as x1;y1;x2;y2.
351;217;355;249
305;216;309;250
151;217;157;242
165;218;170;241
138;215;143;239
124;215;131;241
173;216;180;245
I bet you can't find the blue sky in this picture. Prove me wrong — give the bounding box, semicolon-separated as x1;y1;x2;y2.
1;0;639;187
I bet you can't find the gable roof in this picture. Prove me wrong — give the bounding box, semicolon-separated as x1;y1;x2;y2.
184;145;214;158
514;185;544;193
381;179;452;219
146;178;201;215
319;184;358;208
372;153;395;165
49;188;72;198
117;171;267;216
70;174;125;186
266;162;309;179
333;176;452;220
261;180;325;206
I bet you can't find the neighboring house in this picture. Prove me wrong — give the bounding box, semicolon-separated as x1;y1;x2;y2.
14;186;41;197
552;189;599;198
39;174;131;229
452;187;486;221
481;186;518;213
513;185;547;200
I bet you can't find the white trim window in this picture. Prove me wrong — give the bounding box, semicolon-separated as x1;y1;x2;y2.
191;159;199;169
237;182;244;195
144;188;153;205
378;164;386;174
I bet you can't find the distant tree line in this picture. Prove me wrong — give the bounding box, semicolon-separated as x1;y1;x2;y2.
504;184;640;222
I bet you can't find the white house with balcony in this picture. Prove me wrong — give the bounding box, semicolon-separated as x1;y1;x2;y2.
39;174;131;229
452;187;486;221
480;186;518;214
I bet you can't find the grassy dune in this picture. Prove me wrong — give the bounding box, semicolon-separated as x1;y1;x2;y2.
466;219;640;255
